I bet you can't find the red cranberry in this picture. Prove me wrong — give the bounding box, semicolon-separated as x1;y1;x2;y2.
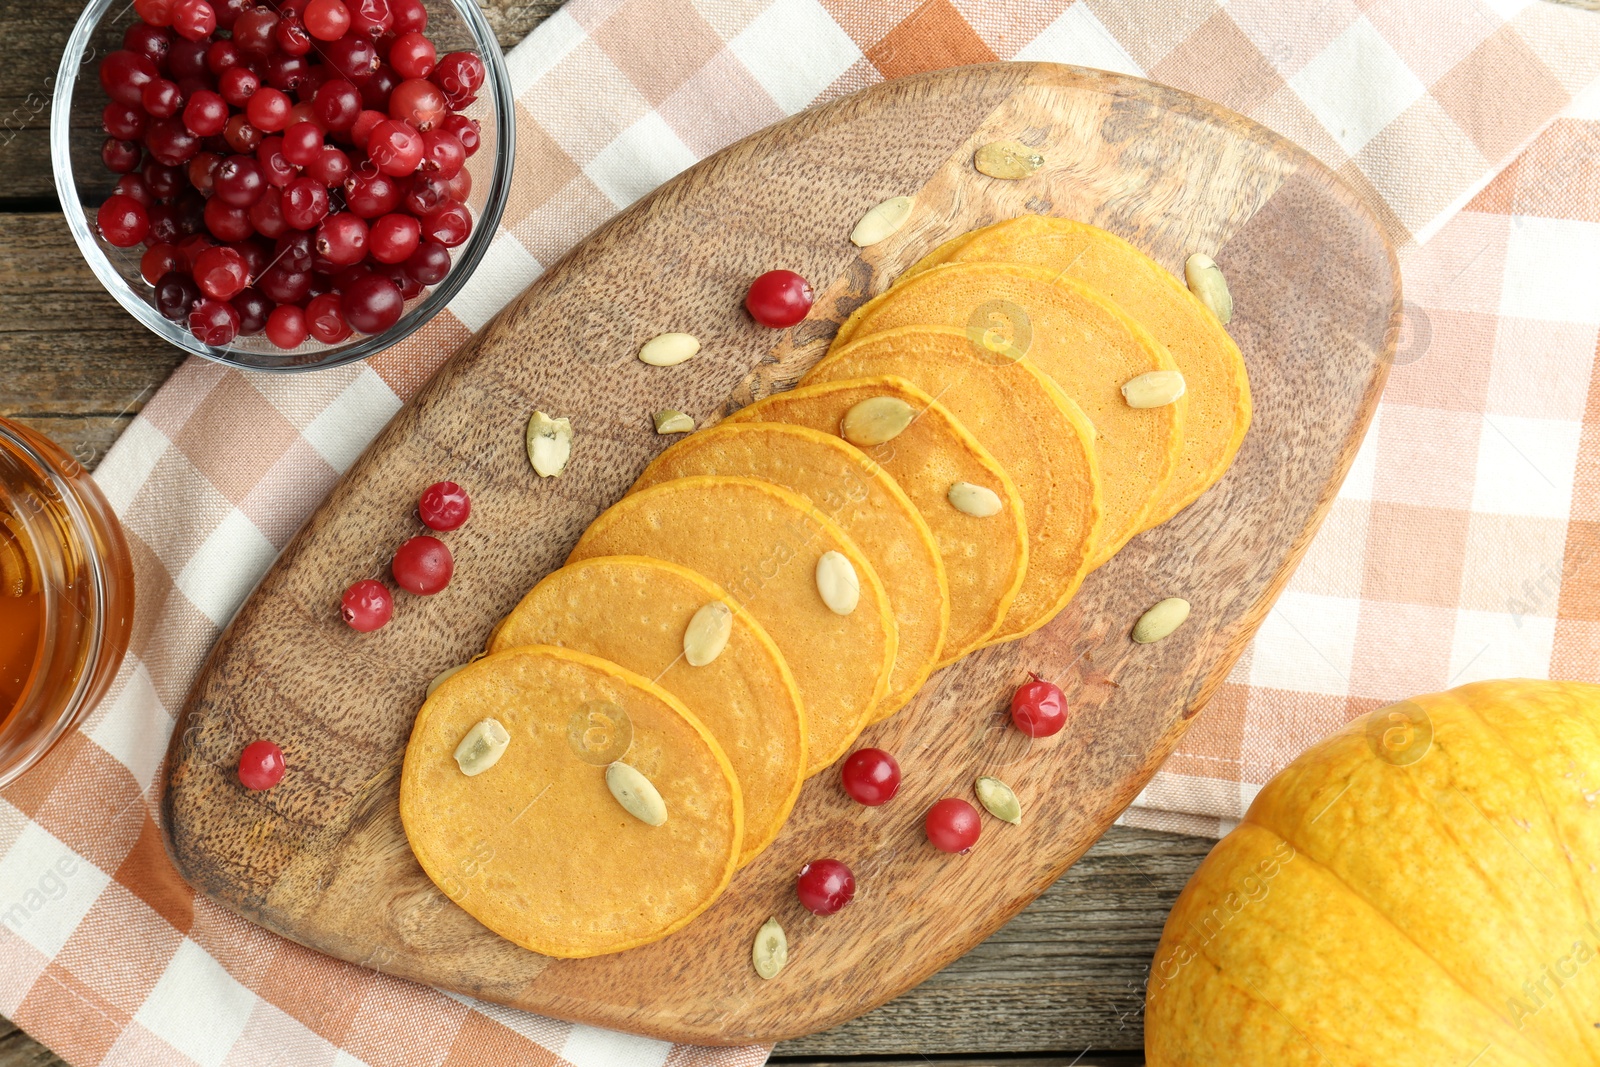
231;6;279;53
391;534;452;594
340;273;404;333
223;113;262;153
186;151;221;194
367;118;423;175
796;858;854;916
189;296;241;345
172;0;218;41
97;194;150;246
124;22;174;65
390;0;426;33
141;243;182;285
245;86;292;132
368;212;419;263
231;238;271;278
257;265;310;304
182;89;228;137
344;170;402;217
440;113;479;156
347;0;392;38
307;145;351;186
219;65;260;106
419;129;463;178
840;748;901;806
193;245;250;300
237;739;286;789
350;108;387;150
256;137;296;187
311;78;362;131
305;292;350;342
925;798;982;853
376;260;422;299
403;173;449;216
213;154;265;206
155;271;202;320
316;212;368;265
101;50;159;107
282;176;330;229
115;173;155;206
231;287;271;335
746;269;814;328
264;52;312;93
143;159;183;197
304;0;351;40
141;78;184;119
275;16;313;56
418;481;469;531
205;37;242;74
146;118;201;165
341;577;394;629
103;103;147;141
388;78;444;130
421;200;470;248
266;303;309;348
204;197;254;241
322;34;379;82
135;0;176;26
404;238;449;285
431;51;484;108
281;121;321;166
176;233;215;270
389;31;435;78
1010;672;1067;737
147;204;181;245
102;138;142;174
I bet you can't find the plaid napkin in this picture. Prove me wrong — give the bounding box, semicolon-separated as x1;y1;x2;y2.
6;0;1600;1063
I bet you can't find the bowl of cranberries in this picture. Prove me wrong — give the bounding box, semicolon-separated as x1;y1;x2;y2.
52;0;513;370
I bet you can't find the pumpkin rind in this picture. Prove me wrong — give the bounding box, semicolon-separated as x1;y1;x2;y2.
1146;680;1600;1065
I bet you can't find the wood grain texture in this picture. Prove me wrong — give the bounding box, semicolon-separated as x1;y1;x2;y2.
161;62;1398;1045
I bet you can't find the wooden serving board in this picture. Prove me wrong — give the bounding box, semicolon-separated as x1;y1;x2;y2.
163;62;1399;1044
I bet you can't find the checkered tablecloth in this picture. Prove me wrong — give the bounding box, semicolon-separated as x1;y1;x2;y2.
6;0;1600;1063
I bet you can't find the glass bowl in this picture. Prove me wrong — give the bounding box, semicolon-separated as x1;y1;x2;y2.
0;417;134;788
50;0;515;372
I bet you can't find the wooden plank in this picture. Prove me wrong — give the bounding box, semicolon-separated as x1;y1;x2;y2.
0;2;562;205
0;212;182;468
161;61;1394;1045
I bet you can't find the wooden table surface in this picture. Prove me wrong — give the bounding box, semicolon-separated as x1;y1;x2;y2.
0;3;1215;1062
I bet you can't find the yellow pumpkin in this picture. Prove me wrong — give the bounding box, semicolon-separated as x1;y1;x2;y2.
1146;680;1600;1065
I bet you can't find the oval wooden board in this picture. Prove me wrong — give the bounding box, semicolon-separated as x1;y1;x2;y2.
162;62;1398;1045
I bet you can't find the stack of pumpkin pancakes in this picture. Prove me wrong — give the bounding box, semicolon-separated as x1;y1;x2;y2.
399;216;1253;957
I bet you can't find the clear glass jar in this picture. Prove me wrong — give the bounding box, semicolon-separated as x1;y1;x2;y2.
0;418;134;786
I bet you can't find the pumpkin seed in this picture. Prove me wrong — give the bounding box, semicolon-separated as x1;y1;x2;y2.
427;663;467;697
606;761;667;826
974;140;1044;179
752;916;788;979
975;775;1021;824
1132;597;1191;644
638;332;701;367
1121;370;1187;409
526;411;573;478
683;600;733;667
815;551;860;615
454;718;511;776
1184;253;1233;325
841;396;913;446
850;195;914;247
948;481;1002;517
653;409;695;434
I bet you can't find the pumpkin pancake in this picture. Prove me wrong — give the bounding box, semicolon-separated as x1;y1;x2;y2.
488;555;805;866
400;645;741;958
724;376;1026;662
803;326;1101;644
908;215;1251;527
833;262;1184;567
569;476;896;774
631;423;946;719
